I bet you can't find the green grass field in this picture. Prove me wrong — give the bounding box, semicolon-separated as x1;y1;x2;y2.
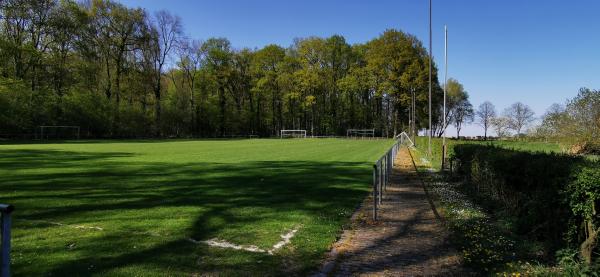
0;138;393;276
413;137;563;170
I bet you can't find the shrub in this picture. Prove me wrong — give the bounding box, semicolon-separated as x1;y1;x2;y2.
564;166;600;264
451;144;600;263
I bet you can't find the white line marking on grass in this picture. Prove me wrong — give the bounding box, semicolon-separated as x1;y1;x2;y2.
189;228;299;255
188;238;266;253
268;229;298;254
20;218;299;255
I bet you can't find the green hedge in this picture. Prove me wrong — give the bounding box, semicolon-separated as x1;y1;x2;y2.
451;144;600;262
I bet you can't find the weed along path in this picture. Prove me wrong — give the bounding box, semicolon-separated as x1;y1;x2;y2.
316;147;465;276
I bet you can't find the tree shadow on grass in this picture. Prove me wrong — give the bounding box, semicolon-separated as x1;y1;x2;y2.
0;148;374;275
0;149;134;171
0;138;267;146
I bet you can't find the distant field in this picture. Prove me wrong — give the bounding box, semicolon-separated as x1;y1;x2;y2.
0;138;393;275
413;137;563;169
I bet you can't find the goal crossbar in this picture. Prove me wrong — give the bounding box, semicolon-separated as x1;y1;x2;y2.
280;129;307;138
346;129;375;137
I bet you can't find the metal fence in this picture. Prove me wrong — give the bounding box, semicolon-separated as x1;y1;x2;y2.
371;132;414;220
372;139;400;220
1;204;14;277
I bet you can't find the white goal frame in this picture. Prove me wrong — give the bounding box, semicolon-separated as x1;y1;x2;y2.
395;131;414;147
280;129;307;138
346;129;375;138
39;125;80;140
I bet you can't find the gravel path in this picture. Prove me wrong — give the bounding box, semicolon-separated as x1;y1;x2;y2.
315;147;466;276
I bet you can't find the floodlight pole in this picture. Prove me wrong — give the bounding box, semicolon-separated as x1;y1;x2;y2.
428;0;432;157
442;25;447;169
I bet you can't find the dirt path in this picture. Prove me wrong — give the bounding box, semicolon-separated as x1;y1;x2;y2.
315;147;465;276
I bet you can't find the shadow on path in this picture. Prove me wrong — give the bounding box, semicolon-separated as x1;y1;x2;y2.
316;147;469;277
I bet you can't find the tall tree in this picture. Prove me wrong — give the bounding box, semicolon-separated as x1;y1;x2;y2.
452;94;473;138
148;10;182;134
435;78;467;137
504;102;535;136
476;101;496;139
201;38;232;136
366;29;436;137
108;4;146;104
253;44;286;135
177;39;204;133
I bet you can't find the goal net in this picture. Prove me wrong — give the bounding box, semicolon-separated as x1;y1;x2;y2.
346;129;375;138
395;131;414;147
280;130;307;138
39;126;80;140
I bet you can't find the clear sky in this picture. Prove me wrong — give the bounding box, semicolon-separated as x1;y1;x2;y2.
120;0;600;136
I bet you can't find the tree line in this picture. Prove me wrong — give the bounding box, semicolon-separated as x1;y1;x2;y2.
0;0;462;139
536;88;599;153
469;88;598;154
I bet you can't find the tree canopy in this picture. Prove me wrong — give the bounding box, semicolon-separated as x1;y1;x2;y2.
538;88;600;153
0;0;445;138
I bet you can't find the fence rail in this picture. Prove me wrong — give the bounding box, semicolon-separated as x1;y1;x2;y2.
0;204;14;277
371;132;414;220
371;136;400;220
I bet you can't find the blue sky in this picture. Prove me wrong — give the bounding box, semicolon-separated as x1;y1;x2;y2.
120;0;600;136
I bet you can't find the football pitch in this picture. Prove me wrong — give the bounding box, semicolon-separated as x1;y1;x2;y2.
0;138;394;275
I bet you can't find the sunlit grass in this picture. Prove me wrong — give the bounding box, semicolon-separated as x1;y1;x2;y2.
413;137;562;170
0;138;393;275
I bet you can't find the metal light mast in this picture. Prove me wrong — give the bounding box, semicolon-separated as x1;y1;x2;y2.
442;25;448;169
428;0;432;156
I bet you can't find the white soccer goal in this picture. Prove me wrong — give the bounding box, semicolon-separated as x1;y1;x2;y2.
280;129;307;138
39;126;80;140
395;131;414;147
346;129;375;138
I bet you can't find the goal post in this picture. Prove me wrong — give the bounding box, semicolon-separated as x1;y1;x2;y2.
280;129;307;138
395;131;414;147
39;126;80;140
346;129;375;138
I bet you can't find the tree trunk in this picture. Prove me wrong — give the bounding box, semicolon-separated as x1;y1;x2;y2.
272;90;276;135
581;221;598;264
154;79;162;136
190;92;195;135
219;86;226;137
154;96;161;134
116;57;122;105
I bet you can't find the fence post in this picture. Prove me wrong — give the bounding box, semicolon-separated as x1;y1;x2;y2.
388;151;392;184
378;162;383;205
386;152;390;189
383;156;387;192
372;165;378;220
385;153;390;191
371;139;403;221
1;204;14;277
